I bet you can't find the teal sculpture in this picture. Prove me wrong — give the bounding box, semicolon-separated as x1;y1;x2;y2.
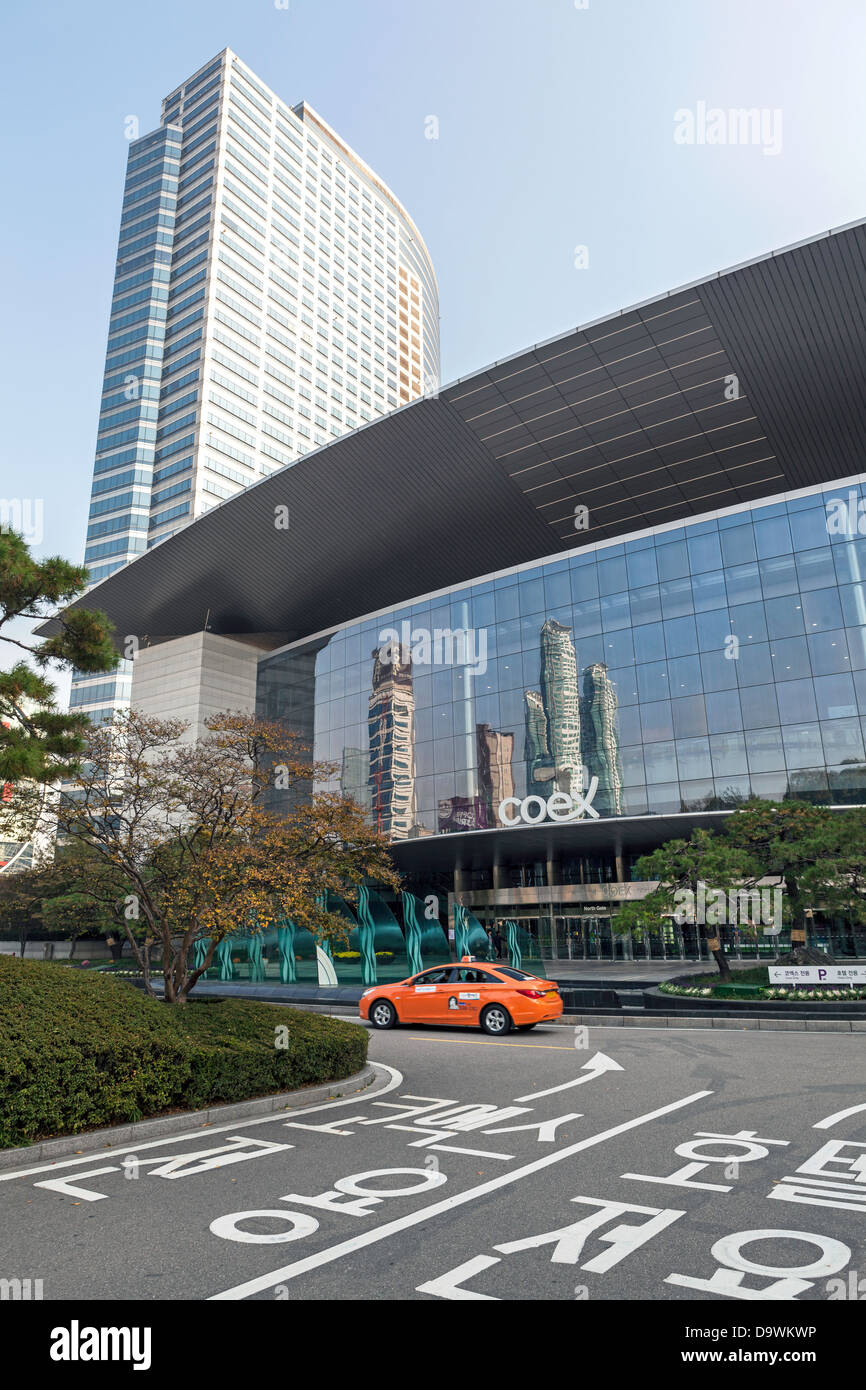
454;903;489;959
454;904;470;958
504;919;522;970
355;884;378;985
215;936;235;981
401;892;425;975
277;919;297;983
247;932;265;982
192;937;210;973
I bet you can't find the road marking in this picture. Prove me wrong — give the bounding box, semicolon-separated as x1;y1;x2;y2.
814;1103;866;1131
514;1052;623;1103
0;1064;404;1183
208;1088;713;1300
402;1037;575;1050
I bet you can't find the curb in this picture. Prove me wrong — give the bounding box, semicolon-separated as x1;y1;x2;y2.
0;1063;380;1172
556;1013;866;1032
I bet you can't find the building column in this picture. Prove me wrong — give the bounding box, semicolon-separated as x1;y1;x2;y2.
614;842;631;960
130;632;269;742
545;853;557;959
451;865;468;961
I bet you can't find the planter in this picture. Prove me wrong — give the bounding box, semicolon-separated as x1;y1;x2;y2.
644;986;866;1018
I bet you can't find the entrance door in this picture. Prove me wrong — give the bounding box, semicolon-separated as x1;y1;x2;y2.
588;915;614;960
555;916;583;960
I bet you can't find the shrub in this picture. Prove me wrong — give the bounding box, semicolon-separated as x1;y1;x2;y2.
0;955;368;1148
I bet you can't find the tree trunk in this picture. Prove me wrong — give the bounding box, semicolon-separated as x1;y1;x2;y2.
123;921;158;997
705;933;732;981
780;915;835;966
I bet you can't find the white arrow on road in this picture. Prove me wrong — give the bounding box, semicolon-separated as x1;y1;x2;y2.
513;1052;624;1103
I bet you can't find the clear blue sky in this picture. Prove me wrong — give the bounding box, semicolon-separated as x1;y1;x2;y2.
2;0;865;578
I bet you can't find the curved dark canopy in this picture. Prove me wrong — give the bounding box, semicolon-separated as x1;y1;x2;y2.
44;219;866;652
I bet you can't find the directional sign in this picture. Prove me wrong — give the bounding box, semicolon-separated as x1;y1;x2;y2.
769;966;866;983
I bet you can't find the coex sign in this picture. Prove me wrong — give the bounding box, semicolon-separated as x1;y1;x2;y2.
498;779;599;826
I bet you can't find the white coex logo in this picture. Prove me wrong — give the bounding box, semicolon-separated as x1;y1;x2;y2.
498;780;599;826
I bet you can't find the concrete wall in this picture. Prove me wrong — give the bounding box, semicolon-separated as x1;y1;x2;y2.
130;633;267;740
0;941;111;959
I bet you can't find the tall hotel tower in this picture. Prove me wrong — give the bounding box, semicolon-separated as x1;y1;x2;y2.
72;49;440;724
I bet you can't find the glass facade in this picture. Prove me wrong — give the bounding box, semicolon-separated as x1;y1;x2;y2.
257;479;866;836
69;124;181;723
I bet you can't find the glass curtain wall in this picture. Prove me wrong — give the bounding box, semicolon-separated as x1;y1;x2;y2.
258;481;866;837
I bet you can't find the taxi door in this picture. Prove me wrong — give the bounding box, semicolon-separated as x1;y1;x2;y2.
444;966;489;1025
405;966;454;1022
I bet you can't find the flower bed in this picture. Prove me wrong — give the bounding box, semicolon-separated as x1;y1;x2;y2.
660;979;866;1002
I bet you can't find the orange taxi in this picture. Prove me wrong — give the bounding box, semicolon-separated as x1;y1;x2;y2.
359;956;562;1035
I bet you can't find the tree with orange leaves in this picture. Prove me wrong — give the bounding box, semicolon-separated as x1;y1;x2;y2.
54;710;400;1002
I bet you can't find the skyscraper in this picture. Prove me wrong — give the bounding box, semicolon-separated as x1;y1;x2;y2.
580;662;624;816
72;48;439;725
524;688;553;796
340;746;371;812
539;619;583;795
368;644;417;839
476;722;515;825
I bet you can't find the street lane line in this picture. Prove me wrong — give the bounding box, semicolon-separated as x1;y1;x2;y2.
402;1039;572;1050
0;1064;404;1182
208;1088;712;1300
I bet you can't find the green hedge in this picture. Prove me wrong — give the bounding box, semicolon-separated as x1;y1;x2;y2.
0;955;368;1148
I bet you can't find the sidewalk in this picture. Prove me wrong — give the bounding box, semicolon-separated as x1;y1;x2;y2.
140;957;866;1007
540;960;697;984
156;964;686;1004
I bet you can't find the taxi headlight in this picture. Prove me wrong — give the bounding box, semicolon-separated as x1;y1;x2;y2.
361;989;374;998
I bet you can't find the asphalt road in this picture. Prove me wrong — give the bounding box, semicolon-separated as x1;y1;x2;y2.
2;1021;864;1302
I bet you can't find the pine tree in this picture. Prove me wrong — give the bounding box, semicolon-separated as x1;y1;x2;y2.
0;529;118;783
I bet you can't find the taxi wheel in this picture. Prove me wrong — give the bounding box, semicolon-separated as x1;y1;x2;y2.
480;1003;511;1036
369;999;398;1029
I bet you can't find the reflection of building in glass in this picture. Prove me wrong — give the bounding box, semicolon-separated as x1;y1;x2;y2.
580;663;624;816
368;644;416;839
85;214;866;964
438;795;487;833
540;619;582;795
784;769;830;803
524;689;554;795
476;723;515;824
340;747;371;812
